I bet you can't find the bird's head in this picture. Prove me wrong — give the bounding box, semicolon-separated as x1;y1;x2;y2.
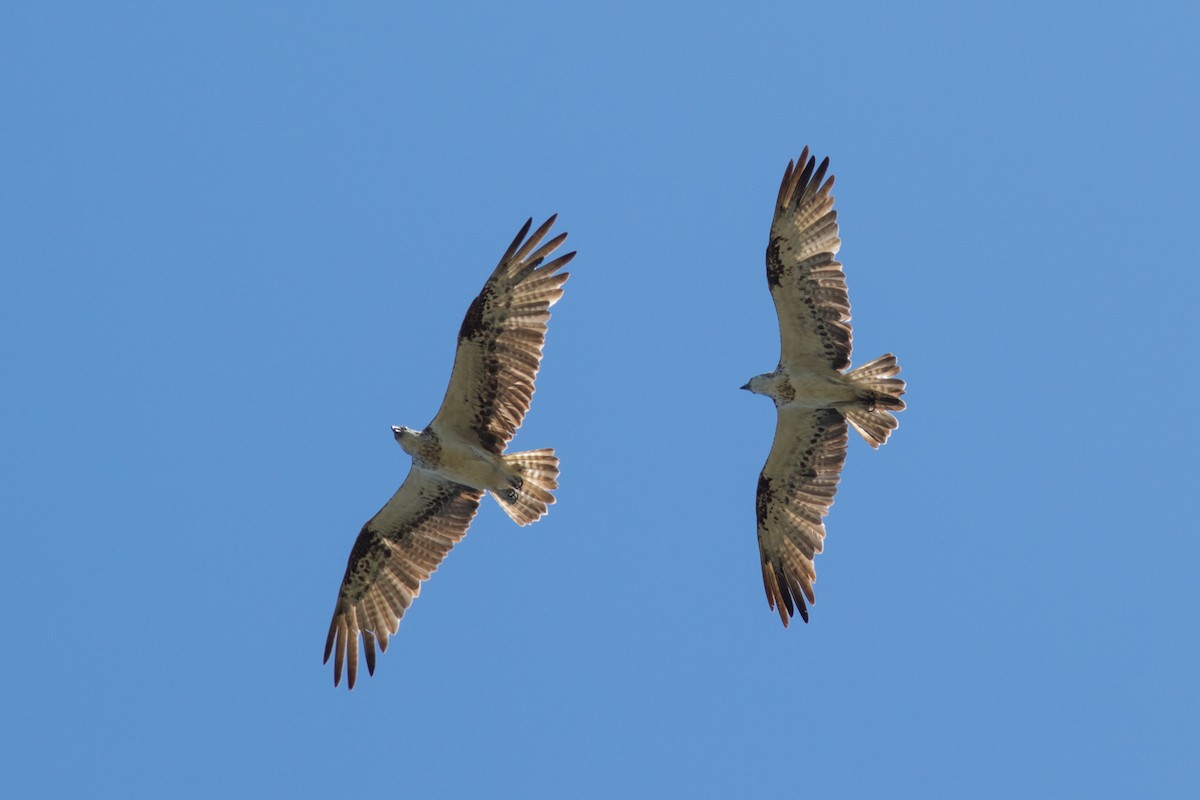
741;375;768;395
392;425;418;455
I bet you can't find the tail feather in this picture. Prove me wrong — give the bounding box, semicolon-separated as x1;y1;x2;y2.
490;448;559;526
845;353;906;448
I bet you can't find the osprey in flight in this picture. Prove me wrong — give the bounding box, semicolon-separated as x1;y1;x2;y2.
324;216;573;688
742;149;905;627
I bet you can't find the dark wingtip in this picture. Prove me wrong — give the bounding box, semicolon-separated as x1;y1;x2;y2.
364;631;377;677
323;614;337;664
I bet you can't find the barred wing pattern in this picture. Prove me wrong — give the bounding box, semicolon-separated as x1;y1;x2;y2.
767;148;852;372
431;216;573;454
756;408;849;626
324;468;483;689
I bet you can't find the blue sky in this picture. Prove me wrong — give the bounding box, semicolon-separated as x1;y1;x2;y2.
3;2;1198;797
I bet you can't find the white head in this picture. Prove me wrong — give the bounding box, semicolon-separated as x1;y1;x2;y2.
392;425;418;455
740;373;774;396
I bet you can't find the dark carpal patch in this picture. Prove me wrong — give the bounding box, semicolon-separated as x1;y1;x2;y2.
756;474;774;527
457;289;492;342
341;527;392;599
765;237;785;289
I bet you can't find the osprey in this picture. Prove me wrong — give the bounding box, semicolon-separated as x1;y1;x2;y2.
324;216;573;688
742;149;905;626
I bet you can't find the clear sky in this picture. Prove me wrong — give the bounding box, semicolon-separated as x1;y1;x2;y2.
3;2;1198;797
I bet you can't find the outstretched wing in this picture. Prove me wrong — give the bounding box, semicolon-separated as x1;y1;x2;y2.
756;407;848;626
766;149;852;372
324;467;483;689
430;216;573;454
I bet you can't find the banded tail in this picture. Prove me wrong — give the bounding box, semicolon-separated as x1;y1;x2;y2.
490;448;560;525
844;353;906;448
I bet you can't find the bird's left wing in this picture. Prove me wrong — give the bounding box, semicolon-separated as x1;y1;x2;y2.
430;216;573;454
756;407;849;626
324;467;483;688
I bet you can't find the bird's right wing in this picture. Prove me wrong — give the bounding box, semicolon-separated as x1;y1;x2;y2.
324;467;483;689
430;216;573;454
756;407;849;626
766;149;853;373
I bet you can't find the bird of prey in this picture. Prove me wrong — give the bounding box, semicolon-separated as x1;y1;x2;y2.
324;216;573;688
741;149;905;626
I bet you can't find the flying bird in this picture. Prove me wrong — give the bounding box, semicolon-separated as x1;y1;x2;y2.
741;149;905;627
324;216;573;688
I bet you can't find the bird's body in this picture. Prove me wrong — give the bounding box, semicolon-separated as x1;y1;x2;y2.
743;368;868;410
324;216;573;688
743;149;905;626
393;425;514;498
